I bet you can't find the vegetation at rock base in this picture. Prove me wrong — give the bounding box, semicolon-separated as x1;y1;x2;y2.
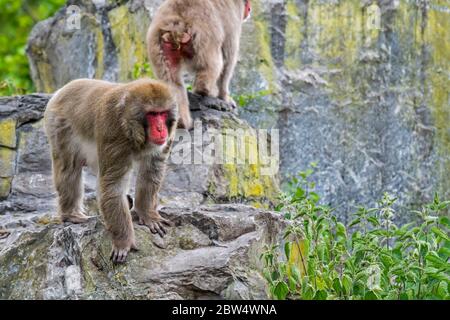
0;0;65;96
262;165;450;300
233;89;273;108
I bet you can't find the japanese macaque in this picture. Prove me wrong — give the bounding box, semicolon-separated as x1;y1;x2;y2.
147;0;252;129
44;79;178;263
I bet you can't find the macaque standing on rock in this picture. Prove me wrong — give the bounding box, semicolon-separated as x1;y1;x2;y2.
147;0;252;129
44;79;178;263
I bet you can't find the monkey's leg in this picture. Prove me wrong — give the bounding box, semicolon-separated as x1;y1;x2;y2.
98;153;137;264
193;47;223;98
176;84;193;130
52;151;90;224
157;67;192;129
148;34;192;129
133;154;173;238
218;36;240;108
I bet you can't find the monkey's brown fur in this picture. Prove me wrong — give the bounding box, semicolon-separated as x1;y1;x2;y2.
147;0;251;129
44;79;178;263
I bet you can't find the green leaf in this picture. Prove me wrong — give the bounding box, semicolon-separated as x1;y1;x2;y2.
284;242;291;259
288;277;297;292
425;252;449;269
294;188;305;199
426;270;450;282
332;278;342;294
380;254;394;268
436;281;448;299
437;246;450;259
271;270;280;282
399;292;409;300
342;275;352;296
310;192;320;203
431;227;449;241
313;290;328;300
291;266;302;283
368;216;380;227
273;281;289;300
439;216;450;228
364;290;380;300
302;285;315;300
336;222;347;238
349;218;361;227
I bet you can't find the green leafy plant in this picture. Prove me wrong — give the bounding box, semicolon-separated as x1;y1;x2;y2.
132;62;153;79
0;0;66;96
262;166;450;300
233;89;272;108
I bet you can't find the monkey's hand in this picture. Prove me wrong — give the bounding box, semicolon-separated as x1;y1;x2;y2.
178;113;193;130
135;210;174;238
111;238;138;264
0;230;10;240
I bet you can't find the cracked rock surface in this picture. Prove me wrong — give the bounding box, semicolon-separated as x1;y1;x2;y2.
0;204;285;300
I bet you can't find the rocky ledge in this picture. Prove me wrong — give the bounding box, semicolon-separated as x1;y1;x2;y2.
0;204;285;299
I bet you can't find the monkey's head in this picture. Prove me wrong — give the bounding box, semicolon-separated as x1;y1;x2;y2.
119;80;178;148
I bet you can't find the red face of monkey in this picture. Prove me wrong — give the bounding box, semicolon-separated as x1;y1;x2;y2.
244;0;251;20
146;111;169;145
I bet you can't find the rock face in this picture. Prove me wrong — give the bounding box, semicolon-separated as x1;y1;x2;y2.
0;93;282;300
27;0;450;220
0;204;285;299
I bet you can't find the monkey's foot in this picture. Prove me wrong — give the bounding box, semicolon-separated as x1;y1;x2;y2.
61;212;91;224
220;95;237;109
0;230;10;240
137;211;174;238
110;239;138;264
193;87;211;98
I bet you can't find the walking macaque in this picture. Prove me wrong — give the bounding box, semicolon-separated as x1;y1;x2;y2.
147;0;252;129
44;79;178;263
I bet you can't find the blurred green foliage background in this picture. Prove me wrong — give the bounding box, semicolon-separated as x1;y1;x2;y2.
0;0;65;96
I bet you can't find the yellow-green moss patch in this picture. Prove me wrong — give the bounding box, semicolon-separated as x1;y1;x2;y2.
0;119;16;148
0;177;12;199
108;6;152;81
0;147;15;177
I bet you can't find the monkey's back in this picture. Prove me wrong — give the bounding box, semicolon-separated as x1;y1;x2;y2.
150;0;241;44
45;79;119;141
